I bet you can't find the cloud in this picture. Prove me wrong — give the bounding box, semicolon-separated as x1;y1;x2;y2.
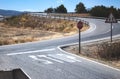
56;0;64;3
19;9;38;12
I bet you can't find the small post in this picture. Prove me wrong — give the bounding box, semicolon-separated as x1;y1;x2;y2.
111;22;113;42
79;29;81;53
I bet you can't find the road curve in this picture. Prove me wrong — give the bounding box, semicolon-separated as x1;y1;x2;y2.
0;17;120;79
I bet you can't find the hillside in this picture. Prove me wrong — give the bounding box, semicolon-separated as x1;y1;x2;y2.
3;14;79;33
0;9;23;16
0;14;89;45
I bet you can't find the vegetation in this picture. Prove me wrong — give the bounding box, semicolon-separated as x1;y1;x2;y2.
44;7;54;13
75;2;87;13
97;42;120;60
0;14;77;45
90;5;120;18
55;4;67;13
81;40;120;60
3;14;77;32
44;2;120;19
0;14;89;45
63;39;120;68
44;4;67;13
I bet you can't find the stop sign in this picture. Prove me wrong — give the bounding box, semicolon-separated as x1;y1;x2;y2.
77;21;83;29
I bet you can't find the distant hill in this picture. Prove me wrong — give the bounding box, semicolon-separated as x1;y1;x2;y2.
0;9;24;16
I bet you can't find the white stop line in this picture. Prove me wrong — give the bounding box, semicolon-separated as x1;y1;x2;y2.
6;48;55;56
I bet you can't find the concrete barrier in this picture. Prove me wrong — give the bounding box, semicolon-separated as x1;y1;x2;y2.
0;69;30;79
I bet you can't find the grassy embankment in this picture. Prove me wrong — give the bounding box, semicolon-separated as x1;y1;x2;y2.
0;14;89;45
63;39;120;69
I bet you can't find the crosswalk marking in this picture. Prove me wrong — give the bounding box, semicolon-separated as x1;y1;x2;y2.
29;54;82;64
29;55;53;64
38;55;64;63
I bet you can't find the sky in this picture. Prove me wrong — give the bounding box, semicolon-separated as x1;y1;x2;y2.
0;0;120;12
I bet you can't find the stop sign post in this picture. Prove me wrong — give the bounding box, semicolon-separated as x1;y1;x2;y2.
77;21;83;54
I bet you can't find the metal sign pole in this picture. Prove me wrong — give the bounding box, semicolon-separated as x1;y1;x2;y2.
111;22;112;42
105;13;117;42
77;21;83;54
79;29;81;54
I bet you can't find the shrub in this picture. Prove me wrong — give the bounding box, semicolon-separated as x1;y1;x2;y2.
97;42;120;60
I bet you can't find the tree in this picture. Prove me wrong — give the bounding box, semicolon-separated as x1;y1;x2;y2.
90;5;108;17
118;9;120;18
109;6;119;18
75;2;87;13
90;5;120;18
55;4;67;13
44;7;54;13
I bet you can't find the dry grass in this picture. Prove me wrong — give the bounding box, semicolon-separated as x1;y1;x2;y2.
0;14;89;45
0;23;68;45
3;14;79;33
63;39;120;69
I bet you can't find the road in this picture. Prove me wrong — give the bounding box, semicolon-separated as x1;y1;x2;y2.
0;16;120;79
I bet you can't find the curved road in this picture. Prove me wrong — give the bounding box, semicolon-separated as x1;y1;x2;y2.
0;17;120;79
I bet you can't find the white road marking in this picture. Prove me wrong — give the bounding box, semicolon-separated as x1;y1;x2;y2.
21;69;32;79
82;23;96;35
38;55;63;63
29;55;53;64
6;48;55;56
29;54;81;64
48;54;82;63
66;55;82;62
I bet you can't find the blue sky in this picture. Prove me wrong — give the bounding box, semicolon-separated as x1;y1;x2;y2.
0;0;120;12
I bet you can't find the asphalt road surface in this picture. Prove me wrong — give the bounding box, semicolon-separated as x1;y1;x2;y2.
0;16;120;79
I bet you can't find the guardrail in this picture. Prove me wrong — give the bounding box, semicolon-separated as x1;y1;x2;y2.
28;13;90;26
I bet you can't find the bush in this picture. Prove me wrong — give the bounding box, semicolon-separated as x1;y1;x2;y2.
97;42;120;60
80;40;120;61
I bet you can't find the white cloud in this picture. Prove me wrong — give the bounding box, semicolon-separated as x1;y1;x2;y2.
19;9;39;12
56;0;64;3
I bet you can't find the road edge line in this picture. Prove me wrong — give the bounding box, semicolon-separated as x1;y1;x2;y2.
21;68;32;79
82;22;96;35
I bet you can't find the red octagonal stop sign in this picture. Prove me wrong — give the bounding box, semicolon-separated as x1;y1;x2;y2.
77;21;83;29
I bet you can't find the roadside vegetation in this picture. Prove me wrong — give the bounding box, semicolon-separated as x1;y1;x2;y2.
63;39;120;68
45;2;120;19
3;14;78;32
0;14;89;45
45;4;67;13
90;6;120;18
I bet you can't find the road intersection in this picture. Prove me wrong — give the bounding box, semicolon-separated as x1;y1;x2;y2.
0;17;120;79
